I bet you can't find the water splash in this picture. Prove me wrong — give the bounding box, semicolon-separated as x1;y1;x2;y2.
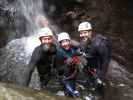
25;35;41;56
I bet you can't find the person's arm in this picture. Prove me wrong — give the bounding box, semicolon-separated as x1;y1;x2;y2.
64;69;77;80
24;47;40;86
97;39;112;80
71;40;80;48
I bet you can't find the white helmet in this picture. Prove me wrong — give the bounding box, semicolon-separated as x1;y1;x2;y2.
38;27;53;39
58;32;70;42
78;21;92;31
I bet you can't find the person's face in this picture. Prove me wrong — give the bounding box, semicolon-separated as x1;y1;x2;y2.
60;39;71;51
40;36;53;45
79;30;92;42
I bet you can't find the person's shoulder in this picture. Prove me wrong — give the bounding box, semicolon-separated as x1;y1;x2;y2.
56;47;63;53
35;45;41;50
70;45;78;50
92;33;109;47
95;33;108;40
56;47;64;58
32;45;42;53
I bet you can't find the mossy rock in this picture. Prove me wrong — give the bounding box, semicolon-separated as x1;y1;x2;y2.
0;82;76;100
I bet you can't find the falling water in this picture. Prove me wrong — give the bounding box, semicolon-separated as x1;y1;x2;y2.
0;0;49;86
16;0;59;55
16;0;45;55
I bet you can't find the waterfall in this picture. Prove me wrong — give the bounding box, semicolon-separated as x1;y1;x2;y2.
16;0;44;31
15;0;59;55
16;0;45;55
0;0;49;86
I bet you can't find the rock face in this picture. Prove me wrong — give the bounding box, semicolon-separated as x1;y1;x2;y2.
0;36;41;86
0;0;27;48
0;82;73;100
42;0;133;72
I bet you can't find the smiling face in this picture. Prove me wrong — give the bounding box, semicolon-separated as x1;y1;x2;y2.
79;30;92;42
40;36;53;51
60;39;71;51
40;36;53;45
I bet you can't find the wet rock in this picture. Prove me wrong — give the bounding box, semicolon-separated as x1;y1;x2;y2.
0;36;40;85
0;82;73;100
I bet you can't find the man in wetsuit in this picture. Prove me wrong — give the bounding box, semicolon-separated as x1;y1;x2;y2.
78;21;111;88
27;27;56;89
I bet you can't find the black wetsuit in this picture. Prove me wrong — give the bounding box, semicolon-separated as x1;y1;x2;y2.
80;33;111;82
27;44;56;88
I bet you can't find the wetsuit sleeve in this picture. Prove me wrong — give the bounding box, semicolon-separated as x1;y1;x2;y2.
29;47;41;64
64;69;77;80
71;40;80;48
55;48;65;74
97;39;112;80
25;47;41;86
